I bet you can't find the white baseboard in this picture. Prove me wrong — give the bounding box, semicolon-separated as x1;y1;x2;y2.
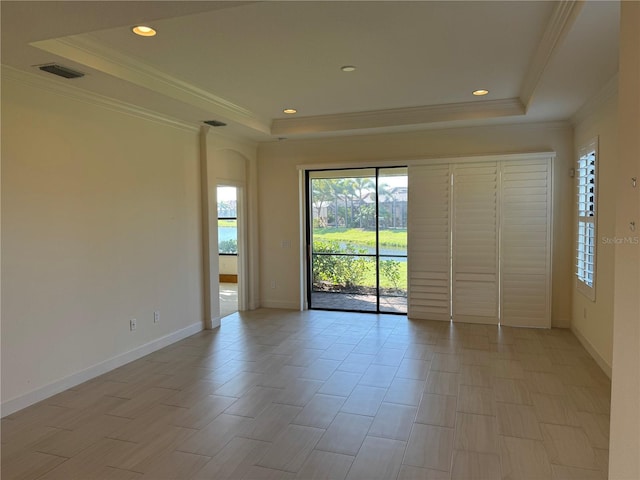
260;300;299;310
1;321;204;417
571;325;613;379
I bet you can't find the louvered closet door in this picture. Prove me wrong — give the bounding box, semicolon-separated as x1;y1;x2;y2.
452;163;499;324
500;159;552;328
408;164;451;321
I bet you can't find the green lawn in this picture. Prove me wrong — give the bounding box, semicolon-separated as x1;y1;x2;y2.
313;227;407;248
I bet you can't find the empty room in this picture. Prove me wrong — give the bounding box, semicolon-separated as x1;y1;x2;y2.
2;1;639;479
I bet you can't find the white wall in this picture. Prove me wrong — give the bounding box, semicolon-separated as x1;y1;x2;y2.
219;255;238;276
572;92;618;376
609;2;640;477
257;121;574;326
201;130;259;327
1;74;203;414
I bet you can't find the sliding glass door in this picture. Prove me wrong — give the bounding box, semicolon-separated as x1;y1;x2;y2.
307;167;407;314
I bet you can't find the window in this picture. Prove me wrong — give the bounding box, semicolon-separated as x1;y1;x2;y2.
576;139;597;300
217;186;237;255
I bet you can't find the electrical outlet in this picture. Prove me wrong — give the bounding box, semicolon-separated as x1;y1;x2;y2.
270;280;277;289
154;311;160;323
130;318;137;331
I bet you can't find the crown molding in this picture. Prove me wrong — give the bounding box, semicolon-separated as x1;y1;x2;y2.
571;73;619;125
31;34;271;135
271;98;525;136
1;65;199;133
520;0;584;110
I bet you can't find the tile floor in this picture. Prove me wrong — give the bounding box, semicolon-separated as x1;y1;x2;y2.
1;309;611;479
220;283;238;318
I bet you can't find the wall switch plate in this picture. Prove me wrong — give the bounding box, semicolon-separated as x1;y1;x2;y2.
130;318;137;331
154;311;160;323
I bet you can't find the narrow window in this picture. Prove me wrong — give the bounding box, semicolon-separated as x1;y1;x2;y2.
218;186;237;255
576;139;597;300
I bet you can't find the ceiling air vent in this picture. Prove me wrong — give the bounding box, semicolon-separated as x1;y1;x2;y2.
38;64;85;79
204;120;227;127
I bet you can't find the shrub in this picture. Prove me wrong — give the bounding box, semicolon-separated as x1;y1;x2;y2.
380;259;401;289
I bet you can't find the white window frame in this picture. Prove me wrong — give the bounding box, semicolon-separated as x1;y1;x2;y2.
576;138;598;301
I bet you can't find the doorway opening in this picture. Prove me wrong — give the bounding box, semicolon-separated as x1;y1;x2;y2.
217;185;239;318
306;167;408;313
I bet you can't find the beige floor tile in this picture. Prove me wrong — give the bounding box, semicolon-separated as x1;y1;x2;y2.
565;385;611;414
490;359;525;379
404;343;436;361
454;413;499;454
177;413;252;457
404;423;454;471
500;436;552;480
256;424;324;472
170;394;237;429
242;402;303;440
340;385;387;416
239;465;296;479
431;353;462;373
358;364;398;388
3;310;610;480
0;450;68;480
224;386;282;418
460;365;493;388
318;371;362;397
368;403;417;441
345;436;405;480
31;413;130;457
457;385;495;416
531;393;581;427
397;464;450;479
425;371;460;396
274;378;324;407
295;450;354;480
339;353;375;373
384;377;426;406
214;372;264;397
292;394;345;429
415;393;457;428
493;378;532;405
315;412;373;455
450;450;500;480
495;402;542;440
525;372;566;396
300;359;342;381
541;423;598;470
373;348;406;366
550;464;606;480
190;436;271;480
91;466;144;479
396;358;432;380
138;450;211;479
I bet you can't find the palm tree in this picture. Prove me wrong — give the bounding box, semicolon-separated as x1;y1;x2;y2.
352;177;375;228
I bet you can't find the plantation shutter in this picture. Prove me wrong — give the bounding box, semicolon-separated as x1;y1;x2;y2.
408;164;451;321
500;159;552;327
452;162;499;324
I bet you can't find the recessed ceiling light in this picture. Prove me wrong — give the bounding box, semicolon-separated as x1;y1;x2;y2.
283;108;297;114
132;25;157;37
472;89;489;96
341;66;356;72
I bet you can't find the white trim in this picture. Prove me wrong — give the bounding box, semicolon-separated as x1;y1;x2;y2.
297;152;556;173
520;0;583;109
572;325;612;378
1;322;204;417
31;36;270;135
273;98;525;135
1;65;199;133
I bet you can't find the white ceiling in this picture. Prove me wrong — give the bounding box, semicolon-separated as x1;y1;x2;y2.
1;1;620;141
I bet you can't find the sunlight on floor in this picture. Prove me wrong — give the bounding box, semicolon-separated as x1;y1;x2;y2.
220;282;238;318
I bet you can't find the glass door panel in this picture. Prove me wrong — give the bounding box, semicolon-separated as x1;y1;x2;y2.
308;167;407;314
